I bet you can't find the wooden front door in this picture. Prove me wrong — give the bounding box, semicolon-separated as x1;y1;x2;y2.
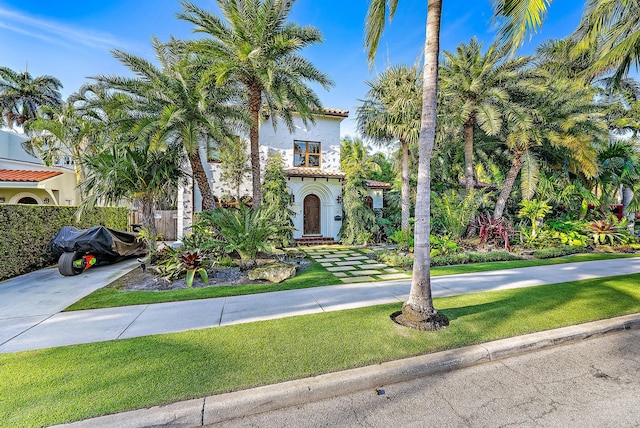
303;194;321;235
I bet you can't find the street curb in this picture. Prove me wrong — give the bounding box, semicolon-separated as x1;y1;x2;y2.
55;313;640;427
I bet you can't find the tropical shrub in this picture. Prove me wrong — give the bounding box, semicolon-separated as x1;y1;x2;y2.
261;152;295;248
476;213;514;251
517;199;552;239
431;189;485;239
389;228;414;251
340;173;377;245
585;219;629;245
200;204;279;269
151;247;210;287
430;235;460;257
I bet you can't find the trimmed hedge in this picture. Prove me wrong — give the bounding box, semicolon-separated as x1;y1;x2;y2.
0;205;129;281
533;245;587;259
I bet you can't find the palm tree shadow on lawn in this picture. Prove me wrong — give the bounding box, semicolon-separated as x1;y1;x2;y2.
399;278;640;335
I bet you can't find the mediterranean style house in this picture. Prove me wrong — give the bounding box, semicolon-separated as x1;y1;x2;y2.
0;129;78;206
177;108;388;243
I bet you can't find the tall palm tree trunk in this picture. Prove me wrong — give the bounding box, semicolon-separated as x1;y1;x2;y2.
139;194;158;237
397;0;448;331
493;149;524;219
400;139;411;232
188;151;215;211
463;119;475;189
249;86;263;208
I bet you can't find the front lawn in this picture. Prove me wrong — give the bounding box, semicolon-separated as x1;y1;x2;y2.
3;272;640;427
66;252;639;311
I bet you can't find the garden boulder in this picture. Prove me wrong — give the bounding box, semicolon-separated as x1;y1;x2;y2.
248;262;297;283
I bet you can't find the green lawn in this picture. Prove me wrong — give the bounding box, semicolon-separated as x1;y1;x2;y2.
3;272;640;427
66;252;639;311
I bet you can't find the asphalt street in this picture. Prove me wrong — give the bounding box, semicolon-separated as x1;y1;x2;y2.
212;328;640;427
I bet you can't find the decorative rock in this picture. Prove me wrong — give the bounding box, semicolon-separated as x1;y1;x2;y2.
247;263;297;283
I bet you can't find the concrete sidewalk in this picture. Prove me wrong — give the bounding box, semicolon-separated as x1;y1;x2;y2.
2;256;640;353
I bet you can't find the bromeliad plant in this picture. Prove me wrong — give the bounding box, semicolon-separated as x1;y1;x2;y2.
585;218;628;246
151;247;210;287
180;250;209;288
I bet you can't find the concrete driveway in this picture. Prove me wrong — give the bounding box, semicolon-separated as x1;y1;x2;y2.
0;259;138;348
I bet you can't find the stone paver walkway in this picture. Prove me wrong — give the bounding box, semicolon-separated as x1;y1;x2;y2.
302;245;411;283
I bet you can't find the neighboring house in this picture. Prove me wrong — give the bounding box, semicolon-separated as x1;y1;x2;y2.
178;108;389;242
0;129;78;205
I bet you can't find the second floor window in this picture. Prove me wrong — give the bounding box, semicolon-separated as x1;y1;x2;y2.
294;140;321;168
207;139;221;163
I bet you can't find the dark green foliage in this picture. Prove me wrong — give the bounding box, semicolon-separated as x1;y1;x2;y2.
0;205;128;281
340;138;379;245
533;246;587;259
200;204;279;268
376;249;523;269
340;173;377;244
261;153;295;248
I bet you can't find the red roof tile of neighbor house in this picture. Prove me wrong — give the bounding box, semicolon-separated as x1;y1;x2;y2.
320;108;349;118
366;179;391;189
0;169;63;182
285;168;346;179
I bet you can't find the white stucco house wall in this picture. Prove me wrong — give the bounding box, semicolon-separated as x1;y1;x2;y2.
179;108;388;242
0;129;78;205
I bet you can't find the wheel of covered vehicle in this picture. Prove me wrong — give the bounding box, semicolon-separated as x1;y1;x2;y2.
58;252;85;276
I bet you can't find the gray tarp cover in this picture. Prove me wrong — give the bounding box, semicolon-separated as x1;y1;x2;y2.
50;226;146;259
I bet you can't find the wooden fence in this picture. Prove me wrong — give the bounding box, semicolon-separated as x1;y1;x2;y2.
129;210;178;241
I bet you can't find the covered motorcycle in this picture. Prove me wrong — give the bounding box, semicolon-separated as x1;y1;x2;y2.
50;226;147;276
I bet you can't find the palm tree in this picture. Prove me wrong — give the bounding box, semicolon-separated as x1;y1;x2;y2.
574;0;640;83
0;66;62;127
493;77;606;219
178;0;334;208
24;102;96;183
94;38;244;211
440;38;532;190
81;140;186;236
364;0;551;330
357;64;421;232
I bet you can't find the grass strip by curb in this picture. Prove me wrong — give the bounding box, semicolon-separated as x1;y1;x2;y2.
66;253;639;311
2;272;640;427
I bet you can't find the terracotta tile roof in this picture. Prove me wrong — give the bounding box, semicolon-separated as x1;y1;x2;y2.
285;168;345;179
320;108;349;118
366;179;391;189
0;169;63;182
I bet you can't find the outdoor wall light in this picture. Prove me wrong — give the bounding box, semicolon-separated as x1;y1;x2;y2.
0;196;5;203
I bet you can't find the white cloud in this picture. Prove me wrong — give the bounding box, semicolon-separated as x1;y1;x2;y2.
0;7;135;52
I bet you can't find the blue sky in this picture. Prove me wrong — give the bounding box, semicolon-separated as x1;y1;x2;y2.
0;0;585;137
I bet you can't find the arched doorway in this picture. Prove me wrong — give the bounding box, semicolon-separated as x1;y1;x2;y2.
364;195;374;210
18;197;38;204
303;194;321;235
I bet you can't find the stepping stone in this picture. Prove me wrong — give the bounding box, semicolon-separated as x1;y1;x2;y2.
385;268;399;273
326;266;356;272
356;270;383;275
318;257;342;262
340;276;375;283
362;263;387;269
333;272;348;277
377;273;411;280
343;256;369;261
335;261;363;266
320;262;334;267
